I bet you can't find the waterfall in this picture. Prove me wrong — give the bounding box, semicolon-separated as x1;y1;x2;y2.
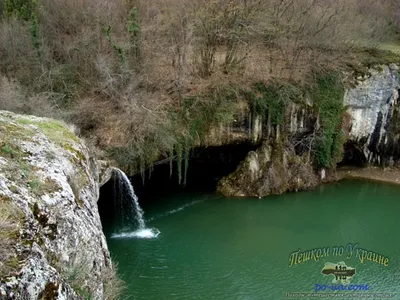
111;168;160;239
115;168;146;229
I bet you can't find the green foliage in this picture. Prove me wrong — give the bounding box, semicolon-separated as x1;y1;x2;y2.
310;70;345;168
127;7;141;62
104;26;126;66
29;11;40;54
1;144;16;156
0;141;24;159
4;0;36;21
5;0;41;56
17;118;79;146
29;177;61;196
248;81;300;125
108;86;240;183
169;86;239;184
28;178;41;190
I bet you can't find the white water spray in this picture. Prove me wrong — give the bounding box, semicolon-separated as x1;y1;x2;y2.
111;168;160;239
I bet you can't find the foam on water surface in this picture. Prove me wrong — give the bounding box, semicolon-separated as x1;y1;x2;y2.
111;228;161;239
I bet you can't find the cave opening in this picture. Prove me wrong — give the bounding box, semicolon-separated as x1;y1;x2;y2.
131;142;257;203
338;141;367;167
98;173;119;233
98;142;256;231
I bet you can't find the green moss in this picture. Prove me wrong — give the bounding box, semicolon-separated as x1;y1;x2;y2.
1;144;15;156
4;256;19;271
247;80;301;125
28;177;61;196
0;141;25;160
9;185;19;194
17;118;79;145
0;120;35;141
65;143;86;161
108;85;241;183
46;252;59;268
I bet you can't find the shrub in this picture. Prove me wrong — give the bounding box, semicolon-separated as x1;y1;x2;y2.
309;70;346;168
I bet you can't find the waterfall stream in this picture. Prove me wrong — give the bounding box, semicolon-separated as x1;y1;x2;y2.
111;168;160;239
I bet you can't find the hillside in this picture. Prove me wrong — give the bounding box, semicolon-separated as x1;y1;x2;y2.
0;0;400;176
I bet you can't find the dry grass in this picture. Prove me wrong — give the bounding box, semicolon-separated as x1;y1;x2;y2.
102;261;125;300
0;194;20;277
64;253;125;299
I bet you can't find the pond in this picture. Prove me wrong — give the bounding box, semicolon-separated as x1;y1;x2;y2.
104;179;400;299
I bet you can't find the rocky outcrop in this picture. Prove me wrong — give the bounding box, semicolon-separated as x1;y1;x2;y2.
217;140;318;197
218;64;400;197
0;111;117;299
343;64;400;166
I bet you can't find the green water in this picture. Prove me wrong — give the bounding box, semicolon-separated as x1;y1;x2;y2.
105;180;400;299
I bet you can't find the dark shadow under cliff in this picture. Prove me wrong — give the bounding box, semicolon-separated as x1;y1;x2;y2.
338;141;368;167
98;142;257;229
131;142;258;201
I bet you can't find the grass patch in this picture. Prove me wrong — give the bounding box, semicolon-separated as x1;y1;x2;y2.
17;118;79;145
344;47;400;79
1;144;15;156
102;262;125;300
65;143;86;162
65;255;94;299
28;177;61;197
0;139;26;160
361;48;400;67
0;195;21;277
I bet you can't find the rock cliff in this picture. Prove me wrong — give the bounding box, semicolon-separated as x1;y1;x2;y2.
343;64;400;166
0;111;119;299
218;64;400;197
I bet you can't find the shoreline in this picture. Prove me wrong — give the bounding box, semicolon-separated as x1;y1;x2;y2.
330;166;400;186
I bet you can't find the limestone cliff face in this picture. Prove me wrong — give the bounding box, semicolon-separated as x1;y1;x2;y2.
217;100;320;197
0;111;115;299
217;140;318;197
218;64;400;197
344;64;400;166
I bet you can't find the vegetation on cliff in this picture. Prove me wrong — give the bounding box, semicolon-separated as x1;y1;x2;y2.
0;111;123;299
309;71;346;168
0;0;399;177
